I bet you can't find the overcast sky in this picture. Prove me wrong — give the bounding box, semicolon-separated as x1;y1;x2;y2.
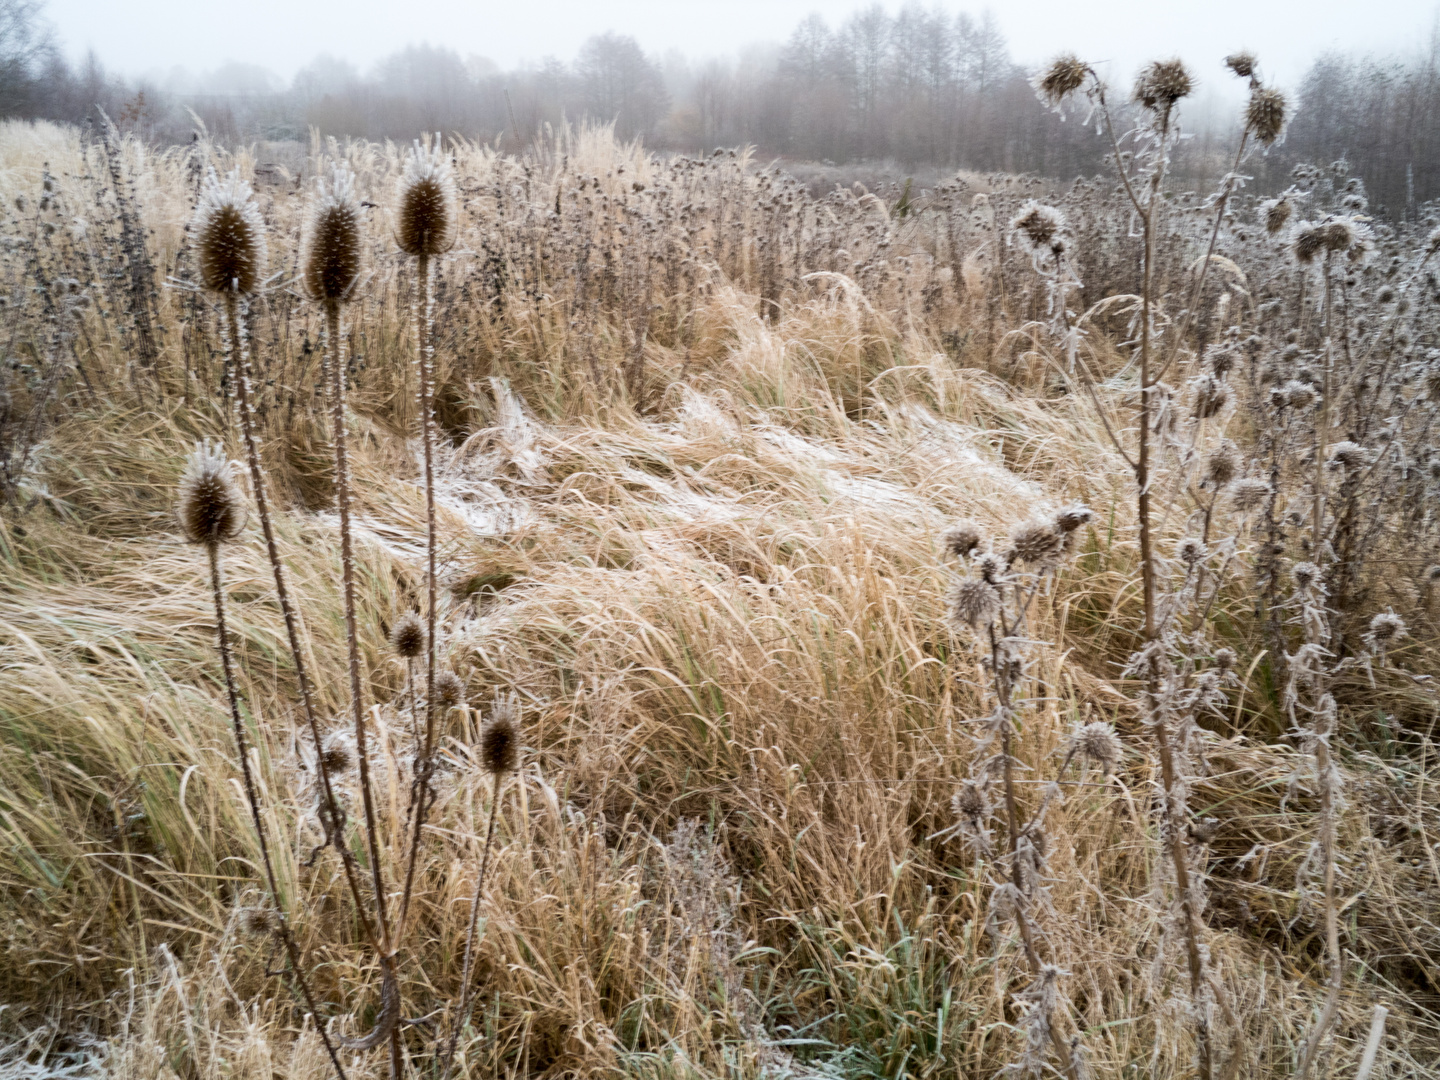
45;0;1440;90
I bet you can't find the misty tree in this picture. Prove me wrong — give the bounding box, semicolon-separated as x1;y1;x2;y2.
575;33;668;141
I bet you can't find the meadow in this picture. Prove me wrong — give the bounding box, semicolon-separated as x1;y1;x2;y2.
2;55;1440;1079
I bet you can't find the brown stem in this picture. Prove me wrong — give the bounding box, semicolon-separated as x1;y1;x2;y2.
205;542;347;1080
223;293;379;954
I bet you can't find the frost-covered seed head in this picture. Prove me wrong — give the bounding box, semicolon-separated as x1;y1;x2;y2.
177;441;246;545
1033;55;1088;108
396;140;458;257
1177;537;1207;566
952;779;990;820
1224;52;1257;79
390;612;426;659
1262;197;1293;235
192;169;267;295
239;907;280;937
319;736;352;774
1247;86;1287;145
940;520;984;559
1072;721;1122;773
480;695;520;775
1280;380;1318;409
1010;201;1065;253
1205;441;1241;488
1368;610;1405;644
1054;504;1094;533
302;164;363;302
1328;441;1369;470
1134;59;1194;112
974;552;1006;584
1292;561;1320;589
1214;647;1238;672
434;670;464;709
947;579;1002;630
1009;519;1064;565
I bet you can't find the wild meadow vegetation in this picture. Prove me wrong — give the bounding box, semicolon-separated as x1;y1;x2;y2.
4;48;1440;1080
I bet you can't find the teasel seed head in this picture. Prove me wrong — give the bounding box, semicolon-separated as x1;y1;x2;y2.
1230;477;1272;513
390;611;426;659
396;139;458;257
1134;59;1194;112
239;906;280;937
952;778;990;821
1204;441;1241;488
480;695;520;776
973;551;1006;584
177;441;247;546
1009;519;1064;565
1327;441;1369;471
434;670;465;709
1261;196;1293;235
1224;52;1257;80
947;578;1002;630
940;520;984;559
319;735;353;774
1246;86;1287;146
191;168;267;296
1071;721;1122;773
1033;54;1089;109
1293;222;1326;264
302;164;363;303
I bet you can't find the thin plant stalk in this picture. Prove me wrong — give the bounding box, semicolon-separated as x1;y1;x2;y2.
203;537;347;1080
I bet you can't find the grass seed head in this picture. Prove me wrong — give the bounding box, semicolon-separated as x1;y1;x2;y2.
302;164;363;302
192;168;267;296
177;441;246;546
390;612;426;658
396;139;458;257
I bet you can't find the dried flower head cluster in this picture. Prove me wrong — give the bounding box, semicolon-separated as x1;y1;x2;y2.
191;168;267;296
396;140;459;257
1134;59;1194;112
302;164;364;303
177;441;246;546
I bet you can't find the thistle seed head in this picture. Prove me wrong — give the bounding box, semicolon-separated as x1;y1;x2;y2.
1010;201;1065;254
1204;441;1241;488
434;669;464;709
940;520;984;559
1224;52;1257;79
396;139;458;257
1230;477;1272;512
1134;59;1194;112
192;168;267;296
302;164;363;303
1214;647;1238;672
1367;609;1405;644
1053;504;1094;533
1261;196;1293;235
1033;55;1088;109
1246;86;1287;146
480;694;520;776
947;578;1002;630
1176;537;1208;566
1008;519;1064;565
319;735;352;774
1291;561;1320;589
1279;380;1318;409
390;612;426;659
1294;222;1326;264
1327;441;1369;471
1071;721;1122;773
974;551;1007;584
177;441;246;546
238;907;280;937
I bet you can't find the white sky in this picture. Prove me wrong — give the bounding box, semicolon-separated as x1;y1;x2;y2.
45;0;1440;91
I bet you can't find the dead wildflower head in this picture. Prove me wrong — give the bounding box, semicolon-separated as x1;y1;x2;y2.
1071;720;1123;774
390;612;426;659
1009;518;1064;566
1224;52;1257;80
1292;561;1321;590
1214;647;1238;672
1204;440;1241;488
1033;54;1089;109
941;520;984;559
1247;86;1288;145
480;695;520;776
1364;609;1406;652
177;441;246;546
238;906;280;938
396;139;458;257
434;670;464;709
192;168;267;296
319;736;352;774
1134;59;1194;113
1262;196;1294;235
1177;536;1208;567
948;578;1002;630
302;164;364;303
1010;201;1065;255
1327;441;1369;471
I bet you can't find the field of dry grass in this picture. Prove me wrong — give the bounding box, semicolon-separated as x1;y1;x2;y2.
2;90;1439;1080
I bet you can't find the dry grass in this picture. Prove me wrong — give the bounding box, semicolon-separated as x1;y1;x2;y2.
1;118;1438;1079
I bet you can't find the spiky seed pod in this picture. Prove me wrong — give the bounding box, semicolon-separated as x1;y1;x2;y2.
1033;54;1088;109
1262;196;1293;235
953;779;990;820
320;736;353;774
1294;223;1326;264
479;700;519;776
1292;561;1320;589
1054;504;1094;533
1246;86;1287;145
1280;380;1318;409
1224;52;1257;79
434;670;464;709
191;168;267;296
177;441;247;545
391;612;426;659
973;551;1006;584
1177;537;1207;566
1322;217;1363;253
1427;226;1440;256
1205;441;1241;488
1191;374;1231;419
1071;721;1123;773
1010;201;1065;254
302;165;363;303
1214;647;1238;672
1009;519;1064;565
1327;441;1369;471
239;907;280;937
1230;477;1272;512
948;579;1002;630
396;141;458;257
1134;59;1194;112
941;520;984;559
1366;610;1405;645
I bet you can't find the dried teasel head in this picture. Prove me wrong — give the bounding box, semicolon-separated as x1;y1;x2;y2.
1224;52;1257;80
1261;196;1293;235
1291;561;1321;590
1278;379;1318;410
1204;440;1241;488
947;578;1001;630
1293;222;1326;264
390;612;426;659
1190;374;1231;419
433;670;464;709
191;168;267;296
1010;201;1065;254
1176;537;1208;566
1032;54;1089;109
319;735;352;774
1008;519;1064;566
302;164;363;303
480;694;520;776
1070;721;1122;773
1366;609;1406;647
238;906;280;937
952;778;990;821
1230;477;1271;513
940;520;984;559
177;441;247;546
396;139;458;257
1327;441;1369;471
1246;86;1287;146
1134;59;1194;112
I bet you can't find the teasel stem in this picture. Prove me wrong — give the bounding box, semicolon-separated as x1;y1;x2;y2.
397;251;440;938
203;537;348;1080
439;768;503;1080
324;298;394;955
222;293;380;957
